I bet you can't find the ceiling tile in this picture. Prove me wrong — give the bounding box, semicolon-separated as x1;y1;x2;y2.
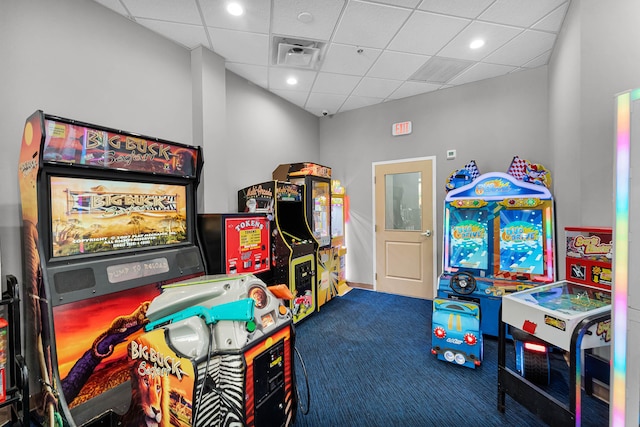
312;72;362;95
305;92;349;114
367;51;430;80
448;62;517;85
332;1;412;49
484;30;556;67
136;19;209;50
366;0;421;8
353;77;403;98
417;0;495;19
387;81;440;99
340;95;386;112
272;89;309;108
272;0;345;41
437;21;523;61
122;0;202;25
478;0;567;28
269;67;318;92
200;0;271;33
321;43;382;75
387;11;470;56
226;63;269;88
532;3;569;32
208;28;269;65
94;0;130;17
522;50;552;68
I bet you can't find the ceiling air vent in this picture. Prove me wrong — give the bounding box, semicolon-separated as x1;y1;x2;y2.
273;36;327;70
409;57;473;84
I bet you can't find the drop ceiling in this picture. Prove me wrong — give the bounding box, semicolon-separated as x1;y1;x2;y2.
93;0;570;117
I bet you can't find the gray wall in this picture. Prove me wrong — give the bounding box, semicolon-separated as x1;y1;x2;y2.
225;71;319;207
0;0;319;286
549;0;640;274
320;67;550;285
1;0;193;285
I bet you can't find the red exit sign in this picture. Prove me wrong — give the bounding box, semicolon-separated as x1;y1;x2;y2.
392;121;412;136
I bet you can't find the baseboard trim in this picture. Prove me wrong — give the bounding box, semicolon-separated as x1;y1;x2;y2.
348;281;373;290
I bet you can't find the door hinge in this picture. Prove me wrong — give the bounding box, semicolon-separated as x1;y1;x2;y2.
375;272;377;281
374;224;377;232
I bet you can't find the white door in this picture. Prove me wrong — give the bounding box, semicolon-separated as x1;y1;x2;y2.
374;157;436;299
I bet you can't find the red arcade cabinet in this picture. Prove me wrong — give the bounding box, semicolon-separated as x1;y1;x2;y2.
198;213;271;276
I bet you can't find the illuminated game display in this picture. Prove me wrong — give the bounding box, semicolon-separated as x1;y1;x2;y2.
499;209;544;275
447;208;490;271
438;160;555;337
49;176;189;257
19;111;297;427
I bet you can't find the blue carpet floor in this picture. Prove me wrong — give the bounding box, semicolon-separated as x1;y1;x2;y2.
291;288;609;426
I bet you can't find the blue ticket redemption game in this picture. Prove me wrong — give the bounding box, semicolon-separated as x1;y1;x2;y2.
438;171;556;337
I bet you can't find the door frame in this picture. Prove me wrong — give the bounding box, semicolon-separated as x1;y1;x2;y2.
371;156;438;298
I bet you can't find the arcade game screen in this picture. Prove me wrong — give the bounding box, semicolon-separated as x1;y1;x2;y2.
49;176;189;258
499;209;544;275
447;208;490;271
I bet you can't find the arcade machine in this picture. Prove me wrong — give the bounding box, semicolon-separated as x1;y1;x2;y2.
238;181;317;324
565;227;612;400
331;180;350;296
498;280;611;425
273;163;333;308
142;273;297;427
18;111;297;427
197;213;271;276
436;157;556;376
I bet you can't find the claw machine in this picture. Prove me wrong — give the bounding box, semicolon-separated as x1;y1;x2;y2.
273;163;333;308
331;179;350;296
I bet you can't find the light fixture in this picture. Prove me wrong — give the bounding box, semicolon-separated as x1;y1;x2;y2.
227;2;244;16
470;39;485;49
286;77;298;85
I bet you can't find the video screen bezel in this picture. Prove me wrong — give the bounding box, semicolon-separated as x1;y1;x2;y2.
497;208;546;277
42;168;196;263
446;207;492;274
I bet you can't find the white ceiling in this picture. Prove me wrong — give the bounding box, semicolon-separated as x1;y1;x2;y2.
93;0;570;117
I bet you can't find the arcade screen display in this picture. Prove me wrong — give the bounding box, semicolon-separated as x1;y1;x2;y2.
499;209;544;275
49;176;189;258
447;208;490;271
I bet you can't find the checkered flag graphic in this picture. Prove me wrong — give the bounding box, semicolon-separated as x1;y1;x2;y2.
463;160;480;180
506;156;528;180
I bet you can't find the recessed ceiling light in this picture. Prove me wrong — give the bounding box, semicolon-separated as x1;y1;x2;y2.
227;2;244;16
287;77;298;85
470;39;485;49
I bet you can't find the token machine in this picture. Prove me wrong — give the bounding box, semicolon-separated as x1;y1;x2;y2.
198;212;271;276
18;111;296;427
273;163;334;308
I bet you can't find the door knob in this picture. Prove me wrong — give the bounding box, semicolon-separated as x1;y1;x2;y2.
421;230;432;237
